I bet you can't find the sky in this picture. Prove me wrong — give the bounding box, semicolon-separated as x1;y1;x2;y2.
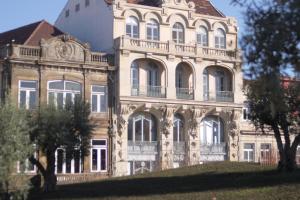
0;0;246;36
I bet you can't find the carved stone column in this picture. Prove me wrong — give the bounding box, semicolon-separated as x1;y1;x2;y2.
159;106;175;170
186;107;206;166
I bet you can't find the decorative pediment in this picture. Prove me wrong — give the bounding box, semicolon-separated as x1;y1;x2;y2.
161;0;195;10
40;35;89;62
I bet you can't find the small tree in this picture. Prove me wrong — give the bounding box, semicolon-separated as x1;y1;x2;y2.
29;98;94;191
0;97;33;199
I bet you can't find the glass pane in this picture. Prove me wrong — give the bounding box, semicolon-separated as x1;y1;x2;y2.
65;93;72;105
49;81;64;90
244;151;248;161
100;94;107;112
29;91;37;109
66;152;72;174
92;149;98;171
57;93;64;108
92;95;98;112
128;119;133;141
20;81;37;89
92;86;106;93
19;91;26;108
151;117;157;141
66;82;81;91
147;27;152;40
133;26;138;38
27;159;35;172
249;151;254;161
173;125;178;142
48;92;55;105
74;150;80;173
135;120;142;141
101;149;106;171
57;149;64;174
126;25;131;36
179;122;184;141
92;140;106;146
143;119;150;142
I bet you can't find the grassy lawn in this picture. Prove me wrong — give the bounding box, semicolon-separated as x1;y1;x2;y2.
30;162;300;200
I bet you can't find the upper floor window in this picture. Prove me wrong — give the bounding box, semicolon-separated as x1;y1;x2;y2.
197;26;208;46
175;64;184;88
146;19;159;41
19;80;38;110
215;28;226;49
243;102;251;121
172;22;184;44
75;4;80;12
65;9;70;18
131;62;139;86
85;0;90;7
48;80;81;108
203;69;209;99
126;16;139;38
91;85;107;113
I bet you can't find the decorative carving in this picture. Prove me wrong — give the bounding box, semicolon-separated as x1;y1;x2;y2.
188;107;206;138
159;106;175;137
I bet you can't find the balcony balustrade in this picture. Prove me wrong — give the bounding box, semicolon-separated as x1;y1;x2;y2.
203;91;234;102
200;143;227;155
173;142;186;155
176;88;194;100
128;141;158;154
131;85;166;98
116;36;240;61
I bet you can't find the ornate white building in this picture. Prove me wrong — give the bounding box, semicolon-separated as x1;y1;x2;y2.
52;0;279;176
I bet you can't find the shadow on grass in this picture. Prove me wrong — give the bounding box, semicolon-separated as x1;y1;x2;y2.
29;168;300;199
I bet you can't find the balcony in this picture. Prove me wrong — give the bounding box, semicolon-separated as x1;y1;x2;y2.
204;91;234;102
131;85;166;98
200;143;227;155
128;141;158;155
115;36;240;62
176;88;194;100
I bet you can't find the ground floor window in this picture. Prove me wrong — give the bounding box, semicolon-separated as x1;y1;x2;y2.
17;152;37;173
260;143;271;161
244;143;255;162
91;139;107;172
55;149;82;174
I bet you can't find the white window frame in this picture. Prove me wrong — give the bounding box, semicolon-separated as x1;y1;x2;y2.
47;80;81;107
90;139;108;173
126;16;139;38
215;28;226;49
17;151;37;174
197;26;208;46
173;115;184;142
172;22;185;44
18;80;38;110
91;85;107;113
244;143;255;162
146;19;159;41
129;114;156;142
55;148;82;174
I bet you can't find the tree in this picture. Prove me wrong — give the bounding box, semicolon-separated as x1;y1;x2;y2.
0;97;33;199
232;0;300;171
29;98;94;191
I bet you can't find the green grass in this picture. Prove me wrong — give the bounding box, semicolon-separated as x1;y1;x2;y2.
30;162;300;200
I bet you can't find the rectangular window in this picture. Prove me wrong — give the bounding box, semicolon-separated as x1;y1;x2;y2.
244;143;255;162
260;143;271;162
91;139;107;172
85;0;90;7
18;147;37;174
55;148;82;174
91;85;107;113
19;80;38;110
75;4;80;12
65;9;70;18
243;102;250;120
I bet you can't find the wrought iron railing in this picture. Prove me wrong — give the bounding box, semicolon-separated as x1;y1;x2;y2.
176;88;194;100
128;141;158;154
131;85;166;98
203;91;234;102
200;143;227;154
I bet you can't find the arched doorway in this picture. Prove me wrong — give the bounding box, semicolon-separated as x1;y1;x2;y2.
200;116;227;161
127;112;159;175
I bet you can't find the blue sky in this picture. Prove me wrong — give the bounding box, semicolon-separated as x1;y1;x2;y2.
0;0;245;35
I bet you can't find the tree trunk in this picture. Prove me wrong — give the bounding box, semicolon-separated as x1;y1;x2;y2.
43;150;57;192
272;124;285;171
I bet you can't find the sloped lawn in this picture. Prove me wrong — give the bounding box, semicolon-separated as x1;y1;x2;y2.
30;162;300;200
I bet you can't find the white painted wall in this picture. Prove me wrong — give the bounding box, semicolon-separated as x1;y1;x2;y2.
55;0;114;53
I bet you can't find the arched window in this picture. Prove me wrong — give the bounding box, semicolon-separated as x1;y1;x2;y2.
203;69;209;100
175;64;184;88
215;28;226;49
172;22;184;44
173;114;184;142
48;80;81;108
126;16;139;38
128;113;157;142
197;26;208;46
200;116;224;145
146;19;159;41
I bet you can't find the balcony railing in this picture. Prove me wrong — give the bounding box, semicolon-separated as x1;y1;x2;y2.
131;85;166;98
116;36;239;61
200;143;227;155
176;88;194;100
174;142;186;155
128;141;158;154
203;91;234;102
